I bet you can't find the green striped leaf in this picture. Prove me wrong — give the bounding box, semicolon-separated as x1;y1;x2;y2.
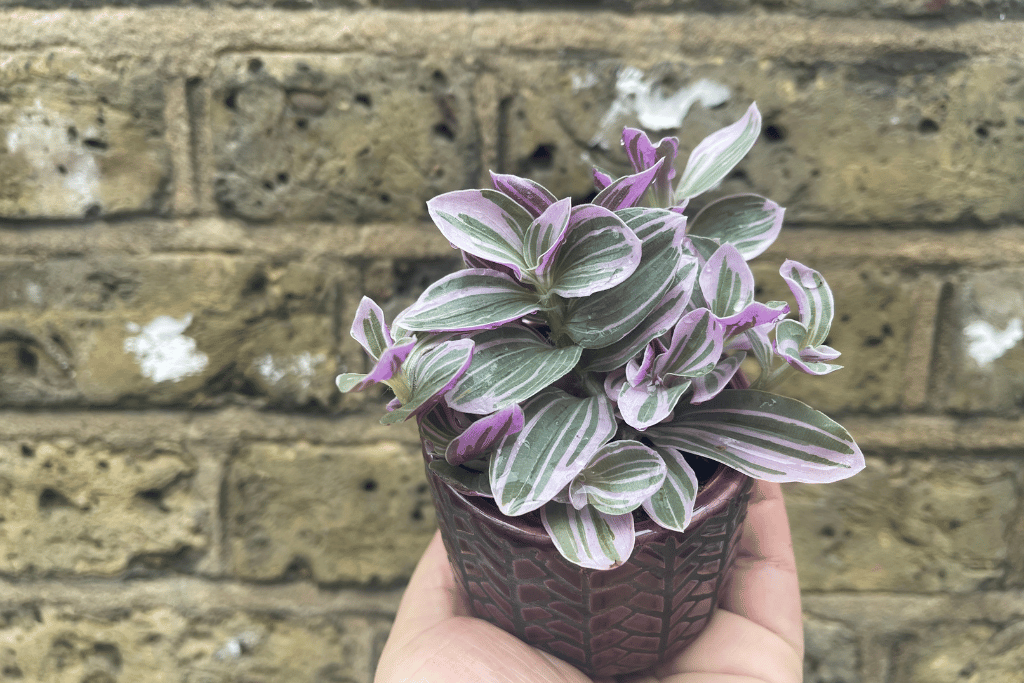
780;259;834;348
647;389;864;483
427;189;533;276
546;205;641;297
393;269;540;333
674;103;761;202
641;446;699;532
570;440;666;516
540;501;635;570
445;325;582;414
687;194;784;260
490;390;616;516
380;339;474;425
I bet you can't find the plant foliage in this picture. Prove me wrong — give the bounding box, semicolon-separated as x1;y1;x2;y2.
338;103;864;569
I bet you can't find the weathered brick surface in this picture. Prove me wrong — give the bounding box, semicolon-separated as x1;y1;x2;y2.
0;437;209;576
226;440;436;584
0;603;387;683
892;620;1024;683
485;55;1024;223
0;50;170;220
803;616;860;683
933;268;1024;415
210;53;478;223
783;456;1020;592
0;255;352;408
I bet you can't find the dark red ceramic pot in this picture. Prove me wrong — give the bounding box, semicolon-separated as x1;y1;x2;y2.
423;451;754;677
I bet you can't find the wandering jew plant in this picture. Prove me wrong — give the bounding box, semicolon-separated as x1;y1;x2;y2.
338;103;864;570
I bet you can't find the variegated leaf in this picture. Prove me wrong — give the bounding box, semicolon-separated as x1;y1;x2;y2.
563;212;685;349
690;352;746;404
490;390;616;516
700;243;755;320
380;339;474;425
674;102;761;202
572;440;667;515
775;319;843;376
540;501;635;570
490;171;557;219
622;128;679;206
687;194;785;260
445;325;582;414
417;403;470;458
546;205;641;298
592;159;663;211
642;446;699;532
427;189;533;275
717;300;790;338
780;259;834;348
647;389;864;483
445;404;525;465
350;296;391;360
655;308;725;379
428;460;493;497
593;167;613;191
617;378;691;431
335;339;416;393
523;197;572;275
393;269;540;333
686;234;721;265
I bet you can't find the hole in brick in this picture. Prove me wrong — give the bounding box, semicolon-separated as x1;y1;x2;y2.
84;138;108;150
729;168;749;182
67;126;78;141
85;204;102;218
763;123;787;142
21;444;34;458
262;180;274;190
283;556;313;581
361;479;378;492
948;519;963;530
432;69;448;86
410;506;424;521
379;193;391;204
355;93;372;108
98;460;108;470
433;122;456;141
975;125;989;139
56;164;67;175
247;58;264;73
2;665;22;678
820;525;836;537
918;118;939;134
224;90;238;110
416;482;428;494
523;143;555;172
136;488;169;512
38;488;75;512
295;118;308;130
276;172;289;185
959;662;976;678
91;643;122;672
17;346;38;374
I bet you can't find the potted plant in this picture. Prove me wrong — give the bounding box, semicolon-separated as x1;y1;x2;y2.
337;103;864;677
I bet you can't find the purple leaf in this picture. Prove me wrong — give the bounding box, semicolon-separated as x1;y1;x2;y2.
780;260;834;348
625;344;656;387
592;158;664;211
622;128;679;206
593;167;613;191
335;339;416;393
427;189;533;277
675;102;762;202
690;353;745;404
775;319;843;376
524;197;573;275
716;300;790;338
380;339;475;425
445;404;526;466
489;172;557;219
647;389;865;483
654;308;725;379
541;501;635;570
350;296;391;360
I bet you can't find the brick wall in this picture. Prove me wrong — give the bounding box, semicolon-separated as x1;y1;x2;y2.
0;3;1022;681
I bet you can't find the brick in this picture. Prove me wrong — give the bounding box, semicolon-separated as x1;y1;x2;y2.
748;261;922;413
0;603;387;683
226;440;435;584
803;616;860;683
0;255;351;408
487;54;1024;223
933;268;1024;414
0;50;170;219
0;437;209;576
892;620;1024;683
210;53;478;223
783;456;1019;592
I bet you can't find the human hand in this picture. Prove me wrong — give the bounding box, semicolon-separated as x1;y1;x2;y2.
374;480;804;682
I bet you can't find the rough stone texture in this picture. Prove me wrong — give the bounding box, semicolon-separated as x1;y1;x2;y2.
783;456;1019;592
0;50;171;220
0;603;387;683
0;437;209;576
933;268;1024;415
747;261;921;414
210;53;479;223
485;54;1024;223
888;620;1024;683
0;255;351;408
803;616;860;683
226;440;436;584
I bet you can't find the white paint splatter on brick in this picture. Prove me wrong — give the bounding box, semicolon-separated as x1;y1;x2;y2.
591;67;732;148
5;101;101;215
255;352;325;389
123;314;209;383
964;318;1023;367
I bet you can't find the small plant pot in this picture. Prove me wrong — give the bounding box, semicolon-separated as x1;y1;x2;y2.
424;449;754;677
